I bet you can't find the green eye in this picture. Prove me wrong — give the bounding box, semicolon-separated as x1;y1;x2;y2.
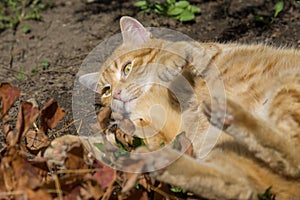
102;84;111;97
122;62;132;78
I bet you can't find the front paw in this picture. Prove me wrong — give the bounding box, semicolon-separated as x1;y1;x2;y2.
202;97;234;130
44;135;84;171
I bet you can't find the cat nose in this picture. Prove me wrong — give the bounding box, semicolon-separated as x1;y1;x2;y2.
113;88;122;100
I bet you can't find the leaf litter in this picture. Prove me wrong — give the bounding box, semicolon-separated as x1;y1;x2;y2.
0;82;199;200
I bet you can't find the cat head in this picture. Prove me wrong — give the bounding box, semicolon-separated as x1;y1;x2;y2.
79;16;188;141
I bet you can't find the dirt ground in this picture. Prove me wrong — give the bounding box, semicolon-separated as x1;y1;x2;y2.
1;0;300;135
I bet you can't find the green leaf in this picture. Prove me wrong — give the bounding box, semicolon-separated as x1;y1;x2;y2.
94;143;105;152
189;5;201;13
166;0;176;5
154;3;164;13
38;3;46;10
16;69;26;80
113;150;130;158
0;15;12;22
178;10;195;21
167;7;184;16
133;0;147;8
274;1;284;17
39;60;50;70
31;68;38;73
170;185;186;193
21;24;30;33
175;1;190;8
253;14;264;22
132;136;145;148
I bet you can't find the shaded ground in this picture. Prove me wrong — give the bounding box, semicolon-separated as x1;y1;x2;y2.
1;0;300;133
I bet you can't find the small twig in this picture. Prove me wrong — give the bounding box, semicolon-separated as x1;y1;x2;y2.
52;173;63;200
49;119;80;137
56;168;102;174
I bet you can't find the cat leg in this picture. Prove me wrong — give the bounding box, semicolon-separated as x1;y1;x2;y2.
145;147;257;199
203;97;300;177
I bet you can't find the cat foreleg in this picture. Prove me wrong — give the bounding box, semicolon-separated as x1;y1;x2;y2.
148;147;256;199
203;97;300;177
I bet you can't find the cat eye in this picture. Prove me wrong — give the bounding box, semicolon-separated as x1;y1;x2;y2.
122;62;132;78
101;84;111;97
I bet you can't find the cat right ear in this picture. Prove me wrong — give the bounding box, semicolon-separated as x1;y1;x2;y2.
79;72;100;93
120;16;151;46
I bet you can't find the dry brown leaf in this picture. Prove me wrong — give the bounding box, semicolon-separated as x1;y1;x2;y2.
25;129;51;152
92;160;116;190
25;188;52;200
0;83;20;117
0;166;6;192
65;143;88;170
62;186;81;200
11;101;39;146
1;147;43;192
83;179;104;199
97;106;112;130
40;98;65;133
122;189;148;200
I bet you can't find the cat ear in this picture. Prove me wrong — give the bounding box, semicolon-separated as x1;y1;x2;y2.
79;72;100;93
120;16;151;46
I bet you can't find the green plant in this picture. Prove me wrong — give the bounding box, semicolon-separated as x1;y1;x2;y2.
0;0;45;31
16;69;26;80
133;0;201;22
170;185;186;193
253;1;284;25
31;68;38;73
21;23;30;33
274;1;284;18
39;60;50;70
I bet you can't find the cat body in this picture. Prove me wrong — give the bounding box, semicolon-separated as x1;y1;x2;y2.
80;17;300;199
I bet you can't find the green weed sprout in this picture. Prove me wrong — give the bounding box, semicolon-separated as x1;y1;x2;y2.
134;0;201;22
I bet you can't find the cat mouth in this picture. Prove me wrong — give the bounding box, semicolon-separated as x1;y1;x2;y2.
111;97;138;116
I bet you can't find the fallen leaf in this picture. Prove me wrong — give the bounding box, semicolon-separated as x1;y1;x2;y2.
0;83;20;117
83;179;104;199
97;106;112;130
11;101;39;146
92;160;116;190
25;188;52;200
25;129;51;152
40;99;65;133
1;147;43;191
62;185;81;200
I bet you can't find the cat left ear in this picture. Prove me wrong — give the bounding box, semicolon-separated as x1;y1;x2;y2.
79;72;100;93
120;16;151;46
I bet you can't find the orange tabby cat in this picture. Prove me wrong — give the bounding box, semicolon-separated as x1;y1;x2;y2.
79;16;300;199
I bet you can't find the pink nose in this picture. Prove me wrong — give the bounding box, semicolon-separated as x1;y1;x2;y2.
113;89;122;100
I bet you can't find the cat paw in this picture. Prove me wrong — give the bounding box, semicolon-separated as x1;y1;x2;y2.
202;97;234;130
44;135;83;171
